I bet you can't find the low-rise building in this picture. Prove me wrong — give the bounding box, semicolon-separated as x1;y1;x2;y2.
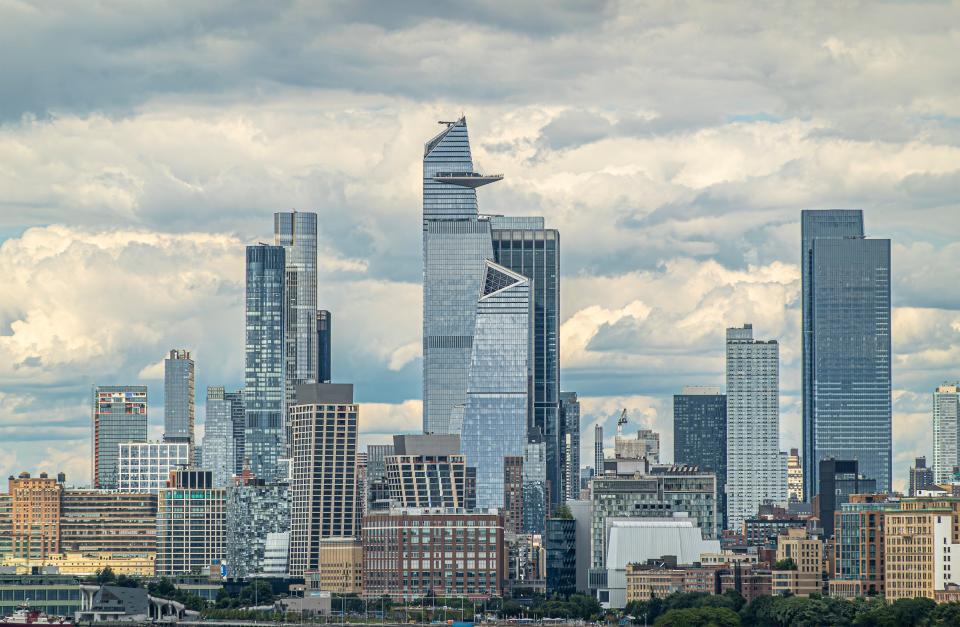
60;490;157;557
156;469;226;576
0;574;83;619
625;563;720;602
719;565;771;602
305;538;363;594
0;552;155;576
362;509;503;600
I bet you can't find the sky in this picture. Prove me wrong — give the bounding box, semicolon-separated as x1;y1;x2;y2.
1;1;959;491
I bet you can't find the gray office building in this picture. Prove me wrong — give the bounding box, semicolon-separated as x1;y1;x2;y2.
204;386;235;487
317;310;332;383
802;210;892;496
245;243;287;482
492;221;561;506
163;349;195;452
224;389;246;475
673;386;727;526
560;391;581;501
92;385;148;489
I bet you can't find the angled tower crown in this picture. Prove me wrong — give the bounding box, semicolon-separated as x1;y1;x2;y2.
480;260;528;299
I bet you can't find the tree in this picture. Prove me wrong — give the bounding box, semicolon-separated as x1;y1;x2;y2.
553;504;573;519
654;606;741;626
94;567;116;584
773;558;798;571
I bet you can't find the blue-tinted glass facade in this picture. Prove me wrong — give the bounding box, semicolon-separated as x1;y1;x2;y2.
204;386;234;487
673;390;727;526
802;210;891;496
460;261;531;509
492;224;561;505
317;309;331;383
225;389;245;475
163;349;194;449
422;119;496;435
244;244;286;481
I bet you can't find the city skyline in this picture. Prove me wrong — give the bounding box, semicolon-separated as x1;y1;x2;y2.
2;3;960;493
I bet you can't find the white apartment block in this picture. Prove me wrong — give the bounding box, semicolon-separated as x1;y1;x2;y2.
725;324;787;531
933;383;960;483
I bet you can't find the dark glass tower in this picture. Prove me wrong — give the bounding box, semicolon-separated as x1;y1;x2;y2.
244;244;286;482
559;391;580;502
492;220;561;506
317;310;332;383
802;210;891;496
673;387;727;526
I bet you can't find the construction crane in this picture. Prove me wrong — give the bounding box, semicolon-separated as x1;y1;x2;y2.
616;408;628;436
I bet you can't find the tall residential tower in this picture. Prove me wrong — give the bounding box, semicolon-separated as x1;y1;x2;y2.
92;385;148;489
163;349;195;452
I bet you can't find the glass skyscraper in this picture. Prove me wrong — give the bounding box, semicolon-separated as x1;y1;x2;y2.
244;244;286;482
163;349;195;451
92;385;148;489
492;220;561;505
802;209;892;496
673;386;727;526
275;211;318;452
460;261;531;509
422;117;502;436
317;309;332;383
204;386;235;487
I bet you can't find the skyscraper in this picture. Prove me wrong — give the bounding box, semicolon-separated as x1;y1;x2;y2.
559;391;581;501
92;385;148;489
163;349;195;452
725;324;785;530
460;261;531;509
225;389;246;474
492;220;561;505
787;448;804;503
595;423;604;476
245;244;287;482
289;383;358;576
317;310;331;383
422;117;503;436
204;386;235;487
673;386;727;525
932;383;960;483
802;209;892;496
274;211;319;403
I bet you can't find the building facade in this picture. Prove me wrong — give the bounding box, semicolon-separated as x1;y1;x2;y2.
910;457;935;497
595;424;604;476
60;490;157;557
156;469;226;576
802;209;892;496
933;383;960;483
725;324;786;530
117;442;190;494
834;495;896;597
274;211;319;413
317;310;332;383
589;469;718;570
305;539;363;594
226;477;290;577
545;517;576;596
92;385;148;489
362;509;504;600
163;349;195;451
818;458;877;539
245;244;287;482
673;386;726;524
203;386;235;487
8;472;62;560
787;449;804;503
615;429;660;463
289;384;359;576
385;435;471;509
772;528;823;597
559;392;581;502
460;261;531;510
492;222;561;506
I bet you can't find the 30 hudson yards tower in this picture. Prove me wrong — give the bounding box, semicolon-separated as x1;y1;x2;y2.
422;117;561;509
245;243;287;481
801;210;892;496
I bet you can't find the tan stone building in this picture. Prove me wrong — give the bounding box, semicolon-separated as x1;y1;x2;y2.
0;551;155;576
772;528;823;596
305;538;363;594
884;507;960;600
9;472;62;561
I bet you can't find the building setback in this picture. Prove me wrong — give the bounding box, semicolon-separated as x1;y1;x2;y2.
673;387;727;526
362;509;504;600
244;244;287;482
155;469;225;576
163;349;195;452
725;324;785;530
289;384;359;576
92;386;148;489
802;209;892;496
